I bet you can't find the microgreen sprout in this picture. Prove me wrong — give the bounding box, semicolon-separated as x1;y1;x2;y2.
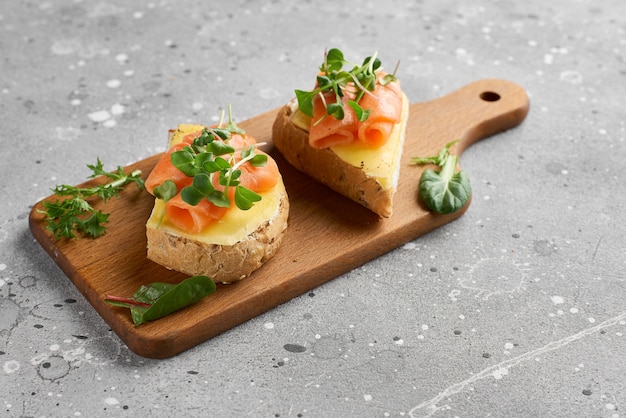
294;48;399;125
40;158;145;239
410;140;472;214
161;107;267;211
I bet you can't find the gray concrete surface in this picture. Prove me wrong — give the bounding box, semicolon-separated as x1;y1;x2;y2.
1;1;625;417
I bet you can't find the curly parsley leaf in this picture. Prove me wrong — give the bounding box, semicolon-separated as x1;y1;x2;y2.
40;158;145;239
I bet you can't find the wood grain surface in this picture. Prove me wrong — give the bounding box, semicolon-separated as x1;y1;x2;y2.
29;79;530;358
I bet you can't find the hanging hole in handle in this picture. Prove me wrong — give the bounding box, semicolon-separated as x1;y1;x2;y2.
480;91;501;102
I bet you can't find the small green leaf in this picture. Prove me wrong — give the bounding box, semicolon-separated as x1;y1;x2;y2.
78;210;109;238
195;152;215;170
249;153;268;167
105;276;217;326
355;72;377;92
180;186;205;206
348;100;371;122
207;140;234;156
202;159;223;174
231;169;242;180
206;190;231;208
234;186;262;210
239;146;254;160
194;129;214;146
325;48;345;72
210;128;232;141
295;90;315;116
192;173;213;194
86;158;108;179
219;169;241;186
418;165;471;214
412;141;472;214
224;103;246;135
213;157;232;171
316;75;331;88
381;73;397;86
326;102;344;120
171;148;197;176
153;180;177;202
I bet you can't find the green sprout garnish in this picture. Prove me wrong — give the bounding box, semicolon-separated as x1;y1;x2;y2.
295;48;398;125
159;106;267;211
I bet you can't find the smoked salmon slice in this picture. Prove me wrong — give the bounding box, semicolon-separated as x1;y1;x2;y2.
356;77;403;147
308;91;359;149
164;192;230;234
145;141;193;194
308;72;402;149
237;151;280;193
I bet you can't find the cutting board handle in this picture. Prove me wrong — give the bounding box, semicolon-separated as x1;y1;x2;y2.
412;78;530;155
456;78;530;150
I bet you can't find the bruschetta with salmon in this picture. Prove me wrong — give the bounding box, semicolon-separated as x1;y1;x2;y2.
145;112;289;284
272;48;408;218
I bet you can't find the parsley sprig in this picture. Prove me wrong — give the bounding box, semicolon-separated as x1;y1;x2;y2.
295;48;398;124
154;108;268;211
40;158;145;239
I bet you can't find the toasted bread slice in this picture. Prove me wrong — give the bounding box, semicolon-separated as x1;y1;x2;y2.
146;185;288;284
272;93;408;218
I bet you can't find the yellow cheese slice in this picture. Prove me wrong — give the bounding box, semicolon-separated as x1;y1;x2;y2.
146;124;284;246
290;93;409;190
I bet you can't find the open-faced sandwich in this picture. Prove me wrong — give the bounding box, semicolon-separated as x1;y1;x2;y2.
144;110;289;284
272;48;408;218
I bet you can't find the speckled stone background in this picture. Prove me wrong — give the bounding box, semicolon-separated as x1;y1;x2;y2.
1;1;625;417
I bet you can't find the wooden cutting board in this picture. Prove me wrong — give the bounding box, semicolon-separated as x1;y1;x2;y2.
29;79;529;358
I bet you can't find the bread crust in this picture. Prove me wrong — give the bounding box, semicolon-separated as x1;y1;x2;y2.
272;104;394;218
146;187;289;284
